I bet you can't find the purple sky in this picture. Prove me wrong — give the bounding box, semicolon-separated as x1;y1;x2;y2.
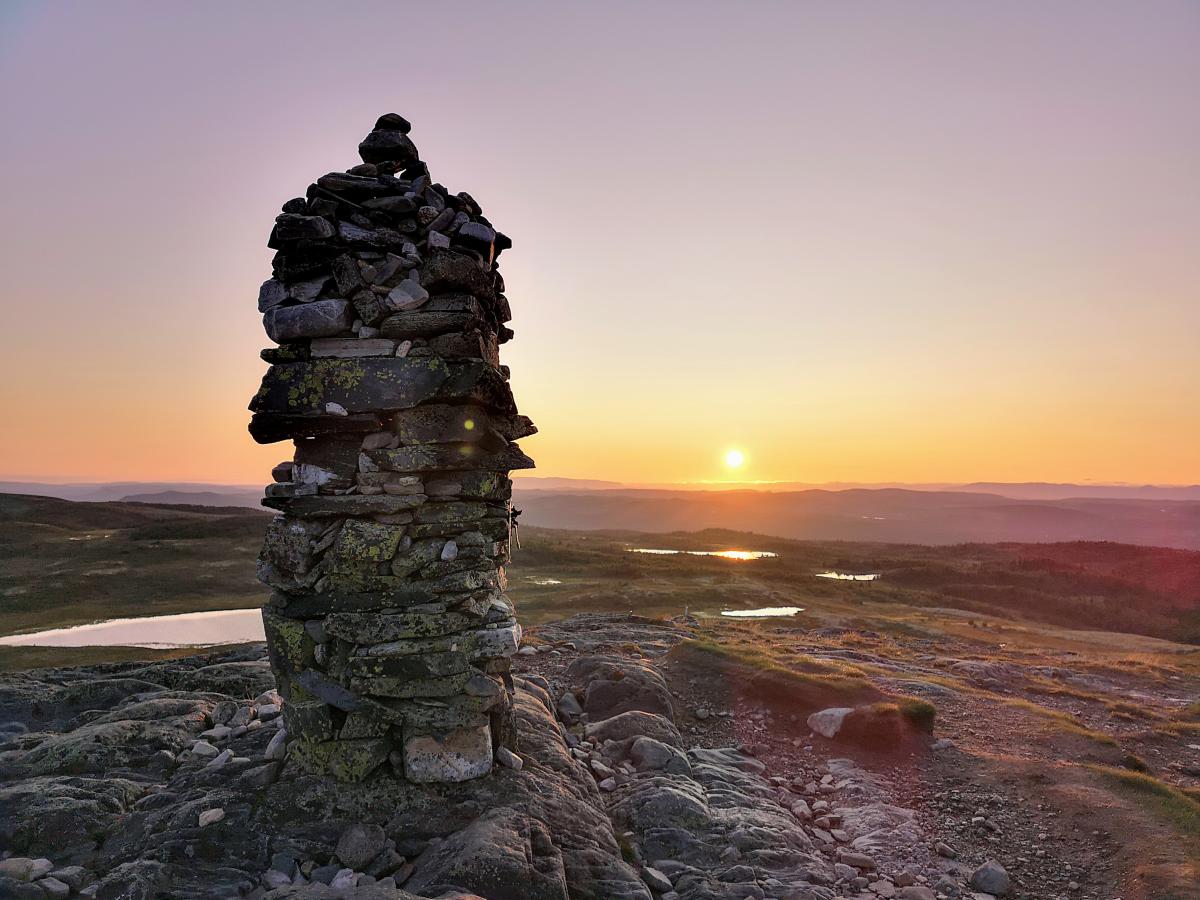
1;1;1197;484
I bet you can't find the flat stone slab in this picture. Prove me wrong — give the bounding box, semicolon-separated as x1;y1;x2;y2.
248;358;515;419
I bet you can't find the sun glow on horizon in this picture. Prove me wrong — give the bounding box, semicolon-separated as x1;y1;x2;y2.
724;449;746;470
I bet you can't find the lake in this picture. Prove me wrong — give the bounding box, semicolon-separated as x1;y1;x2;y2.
0;609;266;649
720;606;804;618
629;549;778;560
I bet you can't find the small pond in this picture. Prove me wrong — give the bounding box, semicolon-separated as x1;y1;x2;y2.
815;571;880;581
0;609;265;649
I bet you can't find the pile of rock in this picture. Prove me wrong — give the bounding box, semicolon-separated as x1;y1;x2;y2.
0;858;92;898
247;114;535;784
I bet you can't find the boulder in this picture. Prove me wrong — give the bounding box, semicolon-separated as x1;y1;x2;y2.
565;657;674;720
586;711;681;747
806;707;854;739
405;808;568;900
970;860;1011;895
336;823;388;870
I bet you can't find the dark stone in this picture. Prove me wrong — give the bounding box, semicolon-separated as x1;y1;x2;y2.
260;344;310;364
263;300;354;343
359;130;419;166
362;196;417;214
337;222;406;249
292;670;363;712
315;173;393;199
455;222;496;256
331;254;365;294
421;249;493;297
379;311;475;339
272;248;340;282
261;493;426;518
336;823;388;870
274;214;336;242
565;657;675;720
374;113;412;133
366;442;534;474
293;434;362;483
390;404;505;445
249;412;383;445
258;279;288;312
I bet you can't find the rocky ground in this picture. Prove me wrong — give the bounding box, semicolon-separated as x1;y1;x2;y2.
1;614;1198;900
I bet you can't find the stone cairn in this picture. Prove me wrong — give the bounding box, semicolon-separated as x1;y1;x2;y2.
247;114;535;784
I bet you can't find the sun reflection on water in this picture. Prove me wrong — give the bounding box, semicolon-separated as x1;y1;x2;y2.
628;548;778;560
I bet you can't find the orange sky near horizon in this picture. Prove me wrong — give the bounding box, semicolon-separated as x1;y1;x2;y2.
1;2;1197;487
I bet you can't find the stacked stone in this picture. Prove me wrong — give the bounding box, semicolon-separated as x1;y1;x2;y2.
247;114;535;784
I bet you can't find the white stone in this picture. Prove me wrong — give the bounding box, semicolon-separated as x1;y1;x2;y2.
807;707;855;739
265;729;288;761
403;725;492;783
642;867;673;893
191;740;219;758
198;808;225;827
294;464;337;486
325;402;349;416
330;869;358;889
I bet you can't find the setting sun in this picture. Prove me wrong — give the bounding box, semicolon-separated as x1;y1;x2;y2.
724;449;745;469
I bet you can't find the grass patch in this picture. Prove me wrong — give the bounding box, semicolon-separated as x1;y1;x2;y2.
897;696;937;732
1003;697;1118;746
680;637;872;692
0;644;220;672
671;636;882;712
1088;766;1200;855
1121;753;1150;773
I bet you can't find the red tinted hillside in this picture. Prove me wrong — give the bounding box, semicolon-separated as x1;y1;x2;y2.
994;542;1200;609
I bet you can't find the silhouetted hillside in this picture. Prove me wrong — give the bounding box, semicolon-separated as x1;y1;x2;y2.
514;488;1200;550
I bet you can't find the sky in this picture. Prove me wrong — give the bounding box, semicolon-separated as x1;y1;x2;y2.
1;1;1197;486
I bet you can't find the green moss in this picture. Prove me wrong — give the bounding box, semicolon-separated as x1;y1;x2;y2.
291;737;390;782
262;610;314;671
326;520;405;575
282;359;367;409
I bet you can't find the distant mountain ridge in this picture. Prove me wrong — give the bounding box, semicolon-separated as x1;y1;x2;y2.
4;478;1197;502
2;481;1198;548
120;490;263;509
